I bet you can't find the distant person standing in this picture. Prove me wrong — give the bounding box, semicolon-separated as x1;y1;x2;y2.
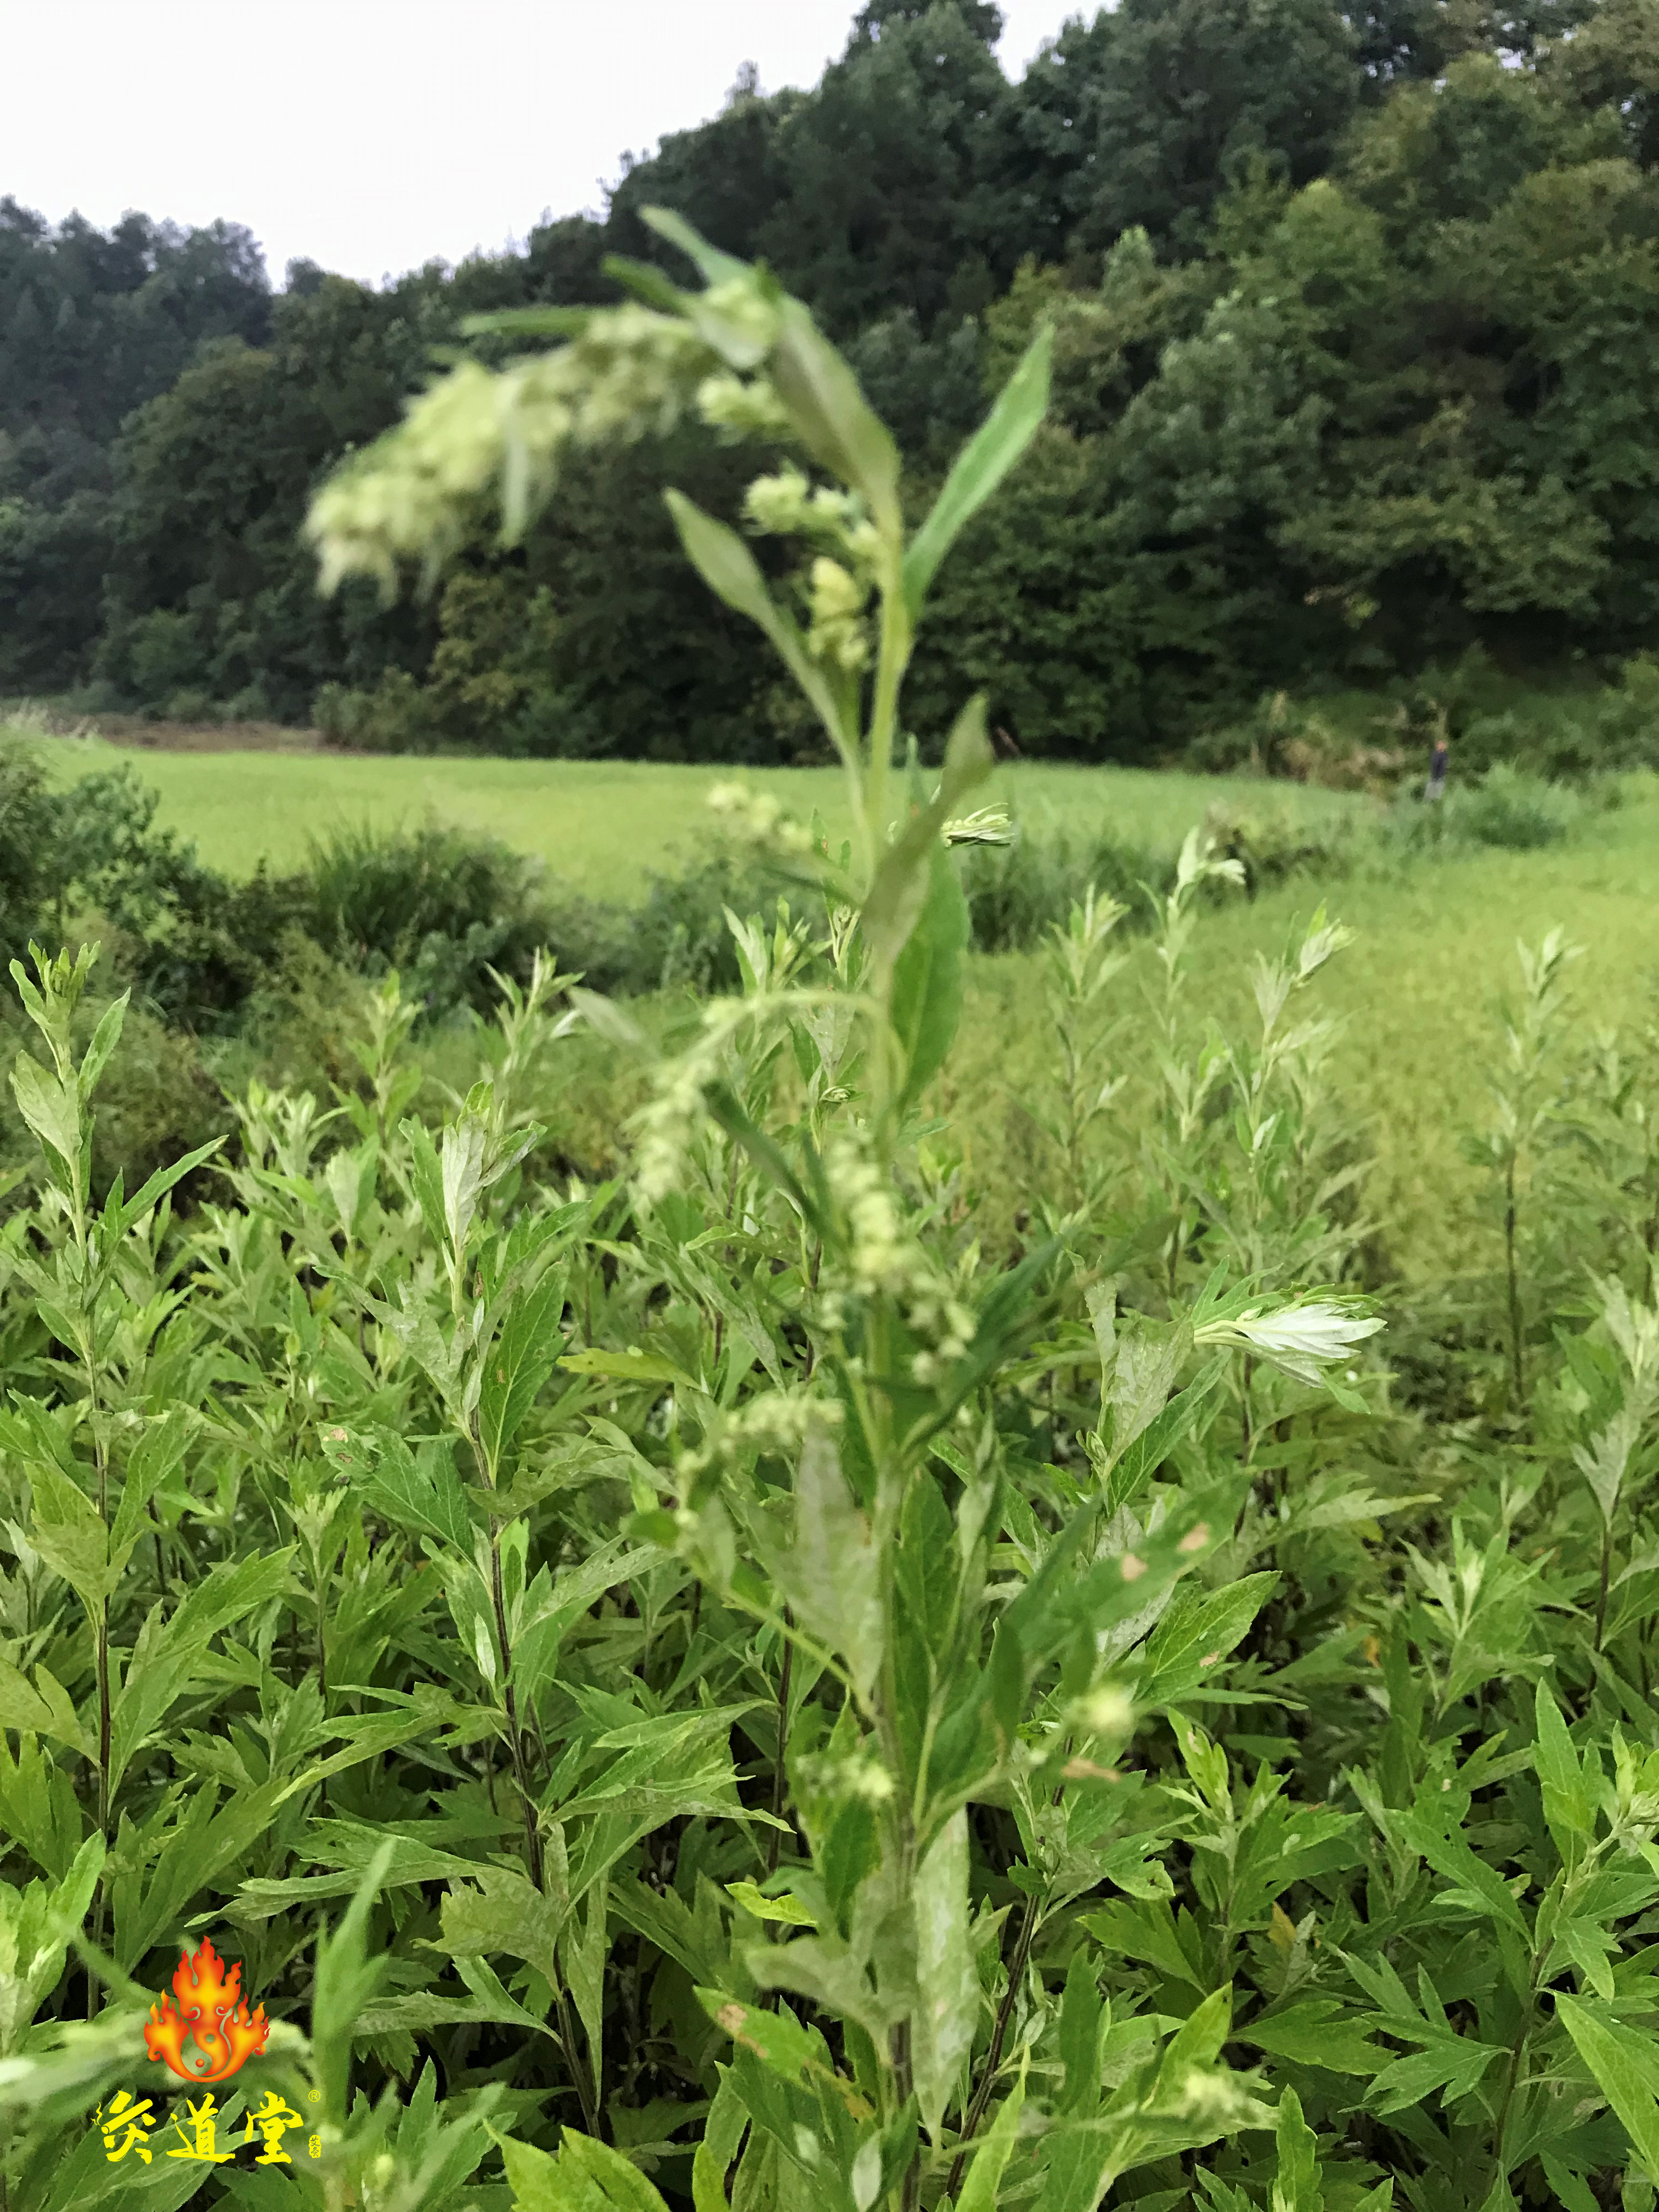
1424;730;1449;802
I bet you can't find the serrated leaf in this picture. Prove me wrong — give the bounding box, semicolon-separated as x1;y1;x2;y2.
1239;1999;1384;2075
726;1882;816;1927
479;1266;568;1477
1558;1993;1659;2179
322;1426;473;1551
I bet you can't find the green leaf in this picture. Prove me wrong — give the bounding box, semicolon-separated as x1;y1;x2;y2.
902;325;1052;617
1084;1899;1207;1993
557;1346;698;1390
1366;2031;1504;2116
890;839;970;1115
115;1136;224;1235
1238;1999;1384;2076
26;1464;114;1607
76;995;128;1104
1138;1572;1277;1706
0;1659;87;1756
403;1115;448;1254
912;1810;977;2143
109;1408;193;1567
565;1872;609;2108
1534;1678;1595;1850
693;2070;750;2212
1104;1355;1224;1516
1158;1982;1233;2079
956;2066;1026;2212
663;491;849;758
109;1549;292;1798
640;206;752;290
441;1871;566;1995
769;300;902;537
311;1838;397;2125
764;1431;883;1701
479;1267;568;1477
1558;1993;1659;2180
821;1795;881;1932
703;1081;826;1235
1005;1479;1236;1678
695;1989;872;2118
1058;1950;1103;2117
726;1882;816;1927
1541;2153;1605;2212
323;1426;474;1551
560;2130;675;2212
500;2136;578;2212
860;695;994;983
1271;2088;1322;2212
1398;1802;1532;1940
10;1053;78;1169
501;2131;673;2212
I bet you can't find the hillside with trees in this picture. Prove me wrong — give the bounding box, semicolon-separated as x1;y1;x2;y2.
4;0;1657;760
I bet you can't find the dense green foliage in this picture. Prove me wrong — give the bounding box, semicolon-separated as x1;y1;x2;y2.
12;0;1659;755
5;198;1659;2212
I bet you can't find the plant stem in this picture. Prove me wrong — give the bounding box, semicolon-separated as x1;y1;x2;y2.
488;1528;541;1889
1492;1959;1539;2187
945;1893;1038;2201
1595;1522;1613;1655
765;1616;794;1878
863;574;911;887
1504;1154;1525;1409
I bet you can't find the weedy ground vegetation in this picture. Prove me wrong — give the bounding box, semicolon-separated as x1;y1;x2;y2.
1;219;1658;2212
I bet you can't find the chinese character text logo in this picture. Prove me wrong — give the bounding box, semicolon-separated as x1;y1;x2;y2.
143;1936;270;2083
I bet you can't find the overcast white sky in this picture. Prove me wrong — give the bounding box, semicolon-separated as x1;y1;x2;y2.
2;1;1087;287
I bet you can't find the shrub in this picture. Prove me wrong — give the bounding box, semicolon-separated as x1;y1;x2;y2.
957;821;1165;950
1384;762;1584;853
1588;651;1659;769
312;668;441;753
1186;690;1408;790
302;818;560;1012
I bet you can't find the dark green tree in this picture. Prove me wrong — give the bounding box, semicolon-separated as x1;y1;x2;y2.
753;0;1024;334
606;65;800;267
1028;0;1362;257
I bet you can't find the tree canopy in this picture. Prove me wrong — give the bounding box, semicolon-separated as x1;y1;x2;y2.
3;0;1656;758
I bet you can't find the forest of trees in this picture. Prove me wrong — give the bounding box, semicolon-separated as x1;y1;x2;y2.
4;0;1658;760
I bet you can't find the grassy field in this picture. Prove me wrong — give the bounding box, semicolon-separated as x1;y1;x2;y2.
35;737;1358;894
25;729;1659;1287
953;778;1659;1288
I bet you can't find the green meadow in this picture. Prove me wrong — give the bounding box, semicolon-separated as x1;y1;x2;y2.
37;738;1357;894
42;732;1653;1291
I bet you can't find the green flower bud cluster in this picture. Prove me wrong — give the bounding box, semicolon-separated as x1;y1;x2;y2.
742;466;882;675
707;778;817;859
821;1135;974;1377
308;301;721;594
807;557;870;674
696;372;793;439
675;1390;843;1494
